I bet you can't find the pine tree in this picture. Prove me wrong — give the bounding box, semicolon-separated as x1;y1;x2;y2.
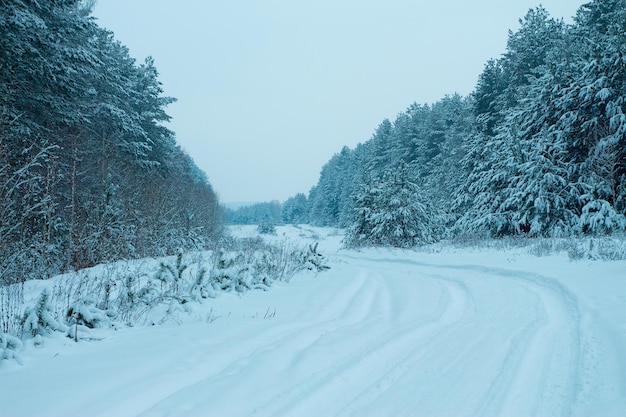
308;147;360;227
345;163;442;248
563;0;626;231
454;7;569;238
281;193;309;225
0;332;23;364
21;289;67;338
503;126;580;236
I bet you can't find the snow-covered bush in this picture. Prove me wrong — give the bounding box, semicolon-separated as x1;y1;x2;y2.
251;243;291;284
210;251;254;293
250;253;278;290
251;240;328;282
257;220;277;235
188;267;212;301
114;272;156;324
66;297;116;342
155;248;188;297
565;237;626;261
0;332;23;364
0;231;331;355
21;289;67;339
514;235;626;261
208;238;327;292
302;243;330;272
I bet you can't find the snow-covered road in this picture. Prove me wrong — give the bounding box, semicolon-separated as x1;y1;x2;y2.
2;229;625;416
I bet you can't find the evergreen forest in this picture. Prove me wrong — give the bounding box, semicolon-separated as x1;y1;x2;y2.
1;0;223;288
289;1;626;247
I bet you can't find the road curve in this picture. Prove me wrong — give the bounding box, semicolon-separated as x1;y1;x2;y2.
2;247;622;417
140;251;606;417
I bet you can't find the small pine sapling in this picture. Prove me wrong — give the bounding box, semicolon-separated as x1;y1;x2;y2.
0;332;23;364
155;248;188;297
21;289;67;341
66;297;116;342
250;254;275;291
189;266;214;300
210;251;240;292
303;243;330;272
257;220;277;235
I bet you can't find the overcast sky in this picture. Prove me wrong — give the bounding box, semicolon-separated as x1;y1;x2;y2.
93;0;585;204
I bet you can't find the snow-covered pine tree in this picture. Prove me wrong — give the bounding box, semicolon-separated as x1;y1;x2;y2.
308;146;363;227
365;119;394;174
344;163;442;248
453;128;520;237
561;0;626;233
281;193;310;225
453;7;568;238
494;54;583;237
66;297;116;342
21;289;67;340
578;198;626;234
0;332;23;364
422;95;474;225
302;242;331;272
502;126;580;237
257;217;277;235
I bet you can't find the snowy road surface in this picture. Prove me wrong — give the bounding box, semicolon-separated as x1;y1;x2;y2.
2;228;625;416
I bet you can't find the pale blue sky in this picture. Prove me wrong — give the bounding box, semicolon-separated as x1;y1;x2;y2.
93;1;585;203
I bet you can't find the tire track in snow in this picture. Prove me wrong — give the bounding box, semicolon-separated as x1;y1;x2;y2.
342;255;587;416
322;260;541;416
254;267;472;417
138;266;410;417
140;263;472;417
61;267;376;417
429;261;584;416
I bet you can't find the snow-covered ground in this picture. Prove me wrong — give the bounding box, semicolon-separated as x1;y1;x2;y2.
1;226;625;416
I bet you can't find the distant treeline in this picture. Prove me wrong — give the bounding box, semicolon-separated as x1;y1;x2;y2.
224;194;311;226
